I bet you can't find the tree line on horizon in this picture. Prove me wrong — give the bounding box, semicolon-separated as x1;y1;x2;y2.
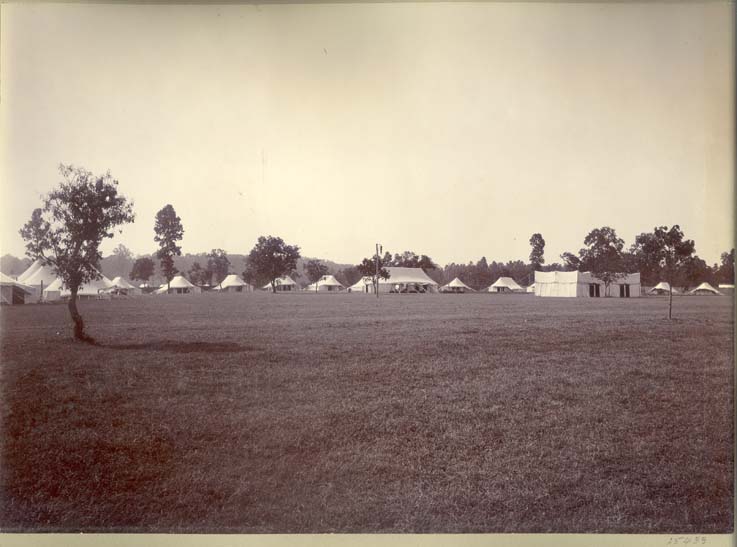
14;164;736;340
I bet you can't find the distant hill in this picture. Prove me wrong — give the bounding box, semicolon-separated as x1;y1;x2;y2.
1;255;31;277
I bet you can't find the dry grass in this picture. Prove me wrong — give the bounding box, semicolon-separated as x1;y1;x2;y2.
0;293;733;533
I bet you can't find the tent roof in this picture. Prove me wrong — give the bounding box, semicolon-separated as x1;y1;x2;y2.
262;276;297;289
442;277;474;290
70;275;114;295
220;274;249;288
348;276;372;290
305;275;345;289
0;272;33;293
649;281;679;294
381;267;438;285
168;275;196;289
17;259;43;283
689;282;721;295
490;277;523;290
111;276;138;289
22;264;58;286
43;278;63;292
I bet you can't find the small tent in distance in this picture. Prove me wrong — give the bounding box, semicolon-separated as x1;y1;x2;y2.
261;276;298;292
648;282;679;295
347;276;373;293
689;282;722;295
213;274;252;293
305;275;345;292
157;275;202;295
109;276;141;296
440;277;475;293
488;277;524;293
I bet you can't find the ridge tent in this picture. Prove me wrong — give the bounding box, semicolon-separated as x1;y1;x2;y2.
1;272;34;305
159;275;201;295
213;274;252;293
648;282;679;295
488;277;524;293
17;259;43;283
347;268;439;293
689;282;721;295
109;276;141;296
534;271;641;298
261;276;298;292
380;267;439;293
347;276;373;293
66;275;114;300
304;275;345;292
43;274;115;301
42;278;63;301
21;263;58;302
440;277;475;293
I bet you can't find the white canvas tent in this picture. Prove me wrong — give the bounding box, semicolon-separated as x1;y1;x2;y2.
21;262;58;302
43;274;115;301
347;269;438;293
261;276;298;292
159;275;201;295
109;276;141;296
440;277;475;293
488;277;524;293
648;282;679;295
17;259;43;283
377;267;439;293
689;282;721;295
213;274;251;293
347;276;373;293
534;271;641;298
1;272;34;305
304;275;345;292
42;278;63;301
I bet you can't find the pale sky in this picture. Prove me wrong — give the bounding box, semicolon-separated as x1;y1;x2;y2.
1;2;733;266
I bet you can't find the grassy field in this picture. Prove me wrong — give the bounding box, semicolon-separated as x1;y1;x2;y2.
0;292;733;533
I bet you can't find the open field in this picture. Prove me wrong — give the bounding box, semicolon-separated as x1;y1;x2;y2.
0;293;733;533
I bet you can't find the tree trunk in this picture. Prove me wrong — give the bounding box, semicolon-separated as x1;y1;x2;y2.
668;286;673;320
271;281;276;294
68;288;95;343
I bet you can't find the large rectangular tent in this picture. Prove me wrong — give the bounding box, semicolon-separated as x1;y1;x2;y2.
534;271;641;297
349;268;439;293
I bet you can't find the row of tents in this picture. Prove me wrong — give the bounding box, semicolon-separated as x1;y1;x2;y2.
1;260;732;304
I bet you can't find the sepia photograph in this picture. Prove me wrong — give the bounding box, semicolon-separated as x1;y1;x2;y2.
0;0;734;541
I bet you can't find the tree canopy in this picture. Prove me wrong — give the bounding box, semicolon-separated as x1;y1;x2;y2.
130;256;155;283
246;236;301;293
19;164;135;341
529;233;545;270
154;204;184;288
207;248;231;287
631;225;695;318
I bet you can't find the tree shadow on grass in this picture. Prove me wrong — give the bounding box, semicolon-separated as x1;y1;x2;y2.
103;341;250;354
